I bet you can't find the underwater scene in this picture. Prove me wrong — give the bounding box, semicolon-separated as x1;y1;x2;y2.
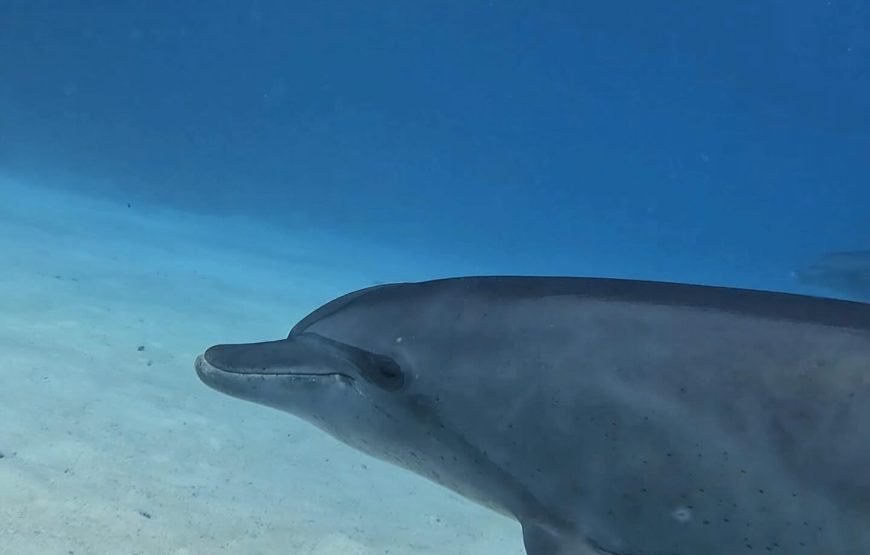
1;2;869;554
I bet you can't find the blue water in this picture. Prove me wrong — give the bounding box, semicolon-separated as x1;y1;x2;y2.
1;2;868;554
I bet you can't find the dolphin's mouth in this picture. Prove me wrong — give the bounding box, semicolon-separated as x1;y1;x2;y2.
194;350;362;403
195;350;356;382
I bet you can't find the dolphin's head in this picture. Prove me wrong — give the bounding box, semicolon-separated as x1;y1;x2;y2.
194;330;424;462
193;282;507;508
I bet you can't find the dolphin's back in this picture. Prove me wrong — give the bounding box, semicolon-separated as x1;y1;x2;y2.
298;276;870;331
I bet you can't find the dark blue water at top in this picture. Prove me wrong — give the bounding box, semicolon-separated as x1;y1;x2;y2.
1;1;868;281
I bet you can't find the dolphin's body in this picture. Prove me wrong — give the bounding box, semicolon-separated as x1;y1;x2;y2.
793;250;870;302
195;276;870;554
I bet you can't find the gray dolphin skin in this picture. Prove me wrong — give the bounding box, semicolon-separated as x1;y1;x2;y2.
195;276;870;555
793;250;870;302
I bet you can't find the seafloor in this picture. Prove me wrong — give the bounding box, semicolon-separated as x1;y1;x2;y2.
0;176;522;554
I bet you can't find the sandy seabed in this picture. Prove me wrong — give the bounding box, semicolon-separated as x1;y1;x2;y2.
0;176;522;555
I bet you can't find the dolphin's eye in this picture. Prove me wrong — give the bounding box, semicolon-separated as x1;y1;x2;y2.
362;357;405;392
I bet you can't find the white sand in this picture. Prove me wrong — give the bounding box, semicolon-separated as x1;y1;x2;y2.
0;176;522;554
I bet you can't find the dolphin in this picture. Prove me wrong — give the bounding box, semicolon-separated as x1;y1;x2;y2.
195;276;870;554
793;250;870;302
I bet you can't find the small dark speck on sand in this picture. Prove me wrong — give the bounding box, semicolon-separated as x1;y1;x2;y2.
137;510;151;519
0;451;5;459
137;345;145;352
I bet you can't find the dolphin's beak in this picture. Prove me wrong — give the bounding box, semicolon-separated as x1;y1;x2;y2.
194;350;249;398
194;352;245;392
195;337;354;379
194;339;312;397
195;337;360;401
199;339;338;376
199;340;291;375
194;353;216;380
